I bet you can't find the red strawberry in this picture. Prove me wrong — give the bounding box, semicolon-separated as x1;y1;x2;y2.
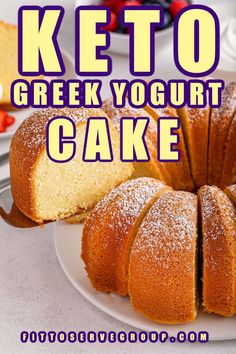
102;11;118;32
100;0;120;11
169;0;189;18
0;110;7;133
6;115;15;127
114;1;142;15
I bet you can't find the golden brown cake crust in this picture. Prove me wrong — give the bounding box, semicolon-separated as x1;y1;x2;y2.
208;82;236;186
178;106;210;187
199;185;236;317
82;177;172;296
128;191;198;324
144;105;194;191
224;184;236;206
221;113;236;189
102;98;171;184
9;107;112;222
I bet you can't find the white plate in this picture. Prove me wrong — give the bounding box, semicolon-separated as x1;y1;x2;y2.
54;221;236;340
0;50;75;141
0;187;12;213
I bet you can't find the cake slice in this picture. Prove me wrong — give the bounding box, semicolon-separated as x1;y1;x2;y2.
82;177;172;296
0;21;41;109
224;184;236;207
178;106;210;187
10;107;133;223
128;191;198;324
198;185;236;317
144;105;194;191
220;113;236;189
102;98;171;184
208;82;236;186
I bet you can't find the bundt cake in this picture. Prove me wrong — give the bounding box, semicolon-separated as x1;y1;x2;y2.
80;84;236;323
208;82;236;186
198;185;236;317
82;177;172;296
102;98;171;184
221;113;236;189
177;106;210;188
100;82;235;191
128;191;198;324
224;184;236;206
9;82;236;224
82;178;236;324
8;79;236;324
143;105;194;191
10;107;133;223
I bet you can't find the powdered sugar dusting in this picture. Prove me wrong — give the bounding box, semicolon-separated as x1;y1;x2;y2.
102;97;158;152
211;82;236;126
102;98;150;129
200;185;236;239
131;191;197;271
185;106;210;126
108;179;165;229
12;107;107;158
150;105;178;118
199;185;236;269
87;177;167;235
225;184;236;198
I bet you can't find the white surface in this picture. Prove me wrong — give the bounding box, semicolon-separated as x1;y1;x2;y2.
0;0;236;353
54;220;236;340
